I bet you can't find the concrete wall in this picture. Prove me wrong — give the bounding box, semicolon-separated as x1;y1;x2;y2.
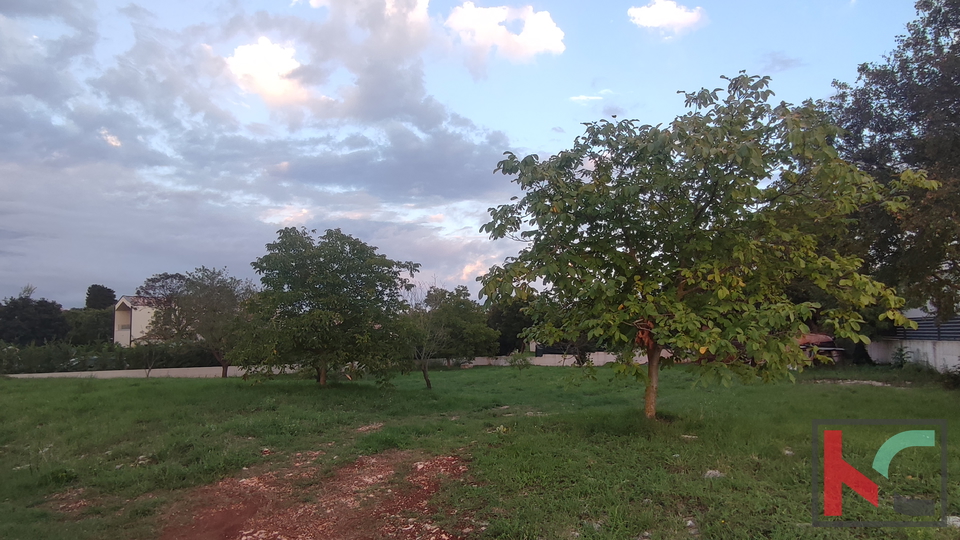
471;351;649;367
867;339;960;373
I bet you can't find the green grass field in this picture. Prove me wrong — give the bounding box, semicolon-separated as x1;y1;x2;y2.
0;364;957;539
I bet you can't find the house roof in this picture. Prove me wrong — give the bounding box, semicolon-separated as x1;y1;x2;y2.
116;295;162;308
798;333;834;346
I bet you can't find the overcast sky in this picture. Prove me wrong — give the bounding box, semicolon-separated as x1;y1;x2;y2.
0;0;919;308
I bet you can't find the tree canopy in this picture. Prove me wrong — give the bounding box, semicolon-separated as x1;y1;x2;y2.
85;284;117;310
143;266;257;378
480;74;916;418
0;290;70;346
231;228;419;386
826;0;960;321
403;284;499;388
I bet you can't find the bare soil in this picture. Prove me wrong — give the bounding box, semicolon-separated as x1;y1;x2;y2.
155;450;472;540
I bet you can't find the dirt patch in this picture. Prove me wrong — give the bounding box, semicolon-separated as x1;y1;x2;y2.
355;423;384;433
47;487;91;515
811;379;893;387
158;450;471;540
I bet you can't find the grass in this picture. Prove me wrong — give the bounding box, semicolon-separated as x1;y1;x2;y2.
0;363;957;539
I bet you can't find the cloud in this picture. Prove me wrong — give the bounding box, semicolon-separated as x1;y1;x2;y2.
759;51;804;74
627;0;703;34
226;37;313;106
445;1;565;76
569;95;602;102
0;0;527;307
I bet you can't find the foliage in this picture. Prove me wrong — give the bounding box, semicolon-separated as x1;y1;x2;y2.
143;267;257;378
85;284;117;310
892;345;913;369
486;295;534;355
507;351;533;372
424;285;499;362
135;272;187;302
480;74;915;418
231;228;419;386
825;0;960;320
0;293;70;347
64;308;114;345
0;340;218;374
402;284;499;388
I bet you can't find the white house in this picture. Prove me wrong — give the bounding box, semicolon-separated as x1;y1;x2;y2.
113;296;158;347
867;308;960;372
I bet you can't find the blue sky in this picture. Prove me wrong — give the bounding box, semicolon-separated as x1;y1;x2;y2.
0;0;920;307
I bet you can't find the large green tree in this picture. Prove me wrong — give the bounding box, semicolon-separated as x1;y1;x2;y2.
480;74;917;419
0;290;70;346
826;0;960;320
486;295;533;356
143;267;257;378
84;284;117;310
232;228;419;386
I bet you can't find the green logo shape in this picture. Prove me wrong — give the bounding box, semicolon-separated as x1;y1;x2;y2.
872;430;936;479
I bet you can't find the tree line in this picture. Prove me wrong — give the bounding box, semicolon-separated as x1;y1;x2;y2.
2;1;956;414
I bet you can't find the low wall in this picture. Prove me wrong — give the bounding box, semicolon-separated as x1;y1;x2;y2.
7;366;246;379
867;340;960;372
472;351;650;367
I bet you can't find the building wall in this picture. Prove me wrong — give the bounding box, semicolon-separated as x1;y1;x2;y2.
867;340;960;373
114;303;156;347
131;306;156;344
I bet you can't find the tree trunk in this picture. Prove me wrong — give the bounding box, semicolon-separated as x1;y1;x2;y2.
420;361;432;390
214;351;228;378
319;365;327;387
644;345;662;420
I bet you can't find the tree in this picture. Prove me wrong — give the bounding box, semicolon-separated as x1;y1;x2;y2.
0;289;70;346
64;308;114;345
487;295;533;356
825;0;960;321
142;267;257;378
231;228;419;386
480;74;917;419
85;284;117;310
135;272;189;341
403;284;499;389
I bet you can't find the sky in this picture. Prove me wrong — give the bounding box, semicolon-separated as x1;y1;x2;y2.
0;0;921;308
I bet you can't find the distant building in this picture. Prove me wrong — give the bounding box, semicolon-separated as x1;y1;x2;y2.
113;296;158;347
867;308;960;372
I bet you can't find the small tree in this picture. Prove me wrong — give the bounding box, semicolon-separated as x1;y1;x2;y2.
85;284;117;310
480;74;917;419
136;272;190;341
403;284;499;389
143;267;257;378
232;228;419;386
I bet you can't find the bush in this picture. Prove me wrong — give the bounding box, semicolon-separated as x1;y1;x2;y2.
0;340;219;374
507;351;533;372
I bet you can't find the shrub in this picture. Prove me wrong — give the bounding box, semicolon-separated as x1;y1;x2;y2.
507;351;533;372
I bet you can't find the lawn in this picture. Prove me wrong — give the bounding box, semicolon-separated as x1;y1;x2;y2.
0;364;957;539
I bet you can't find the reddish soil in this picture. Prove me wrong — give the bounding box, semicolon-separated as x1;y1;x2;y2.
157;450;472;540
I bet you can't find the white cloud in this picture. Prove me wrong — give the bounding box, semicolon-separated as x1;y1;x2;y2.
445;1;565;65
569;95;602;102
226;37;311;106
627;0;703;34
385;0;430;25
99;128;122;147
